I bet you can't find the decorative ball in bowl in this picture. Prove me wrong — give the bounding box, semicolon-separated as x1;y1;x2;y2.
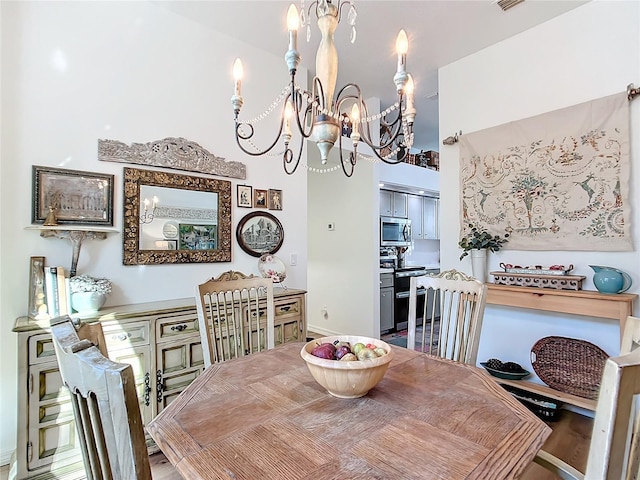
300;335;394;399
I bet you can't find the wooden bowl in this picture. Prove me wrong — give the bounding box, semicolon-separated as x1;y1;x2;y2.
300;335;394;398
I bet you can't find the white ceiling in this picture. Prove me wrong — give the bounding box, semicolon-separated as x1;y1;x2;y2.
158;0;589;151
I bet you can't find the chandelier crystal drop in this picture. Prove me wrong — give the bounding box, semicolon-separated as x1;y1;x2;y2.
231;0;416;177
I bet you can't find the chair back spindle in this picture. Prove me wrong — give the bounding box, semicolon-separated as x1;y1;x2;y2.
407;269;487;364
196;270;275;368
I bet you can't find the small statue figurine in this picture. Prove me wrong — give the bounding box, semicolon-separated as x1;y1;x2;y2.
43;206;58;226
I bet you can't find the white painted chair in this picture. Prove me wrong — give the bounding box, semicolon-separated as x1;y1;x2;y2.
407;269;487;364
195;270;275;367
533;315;640;480
50;317;151;480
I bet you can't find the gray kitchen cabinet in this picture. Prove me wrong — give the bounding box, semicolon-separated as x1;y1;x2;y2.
407;194;439;240
408;194;424;239
380;273;394;333
380;190;408;218
422;197;439;239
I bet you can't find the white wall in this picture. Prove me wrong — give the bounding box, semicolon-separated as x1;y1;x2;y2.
439;0;639;377
307;148;379;337
0;1;308;463
306;145;442;338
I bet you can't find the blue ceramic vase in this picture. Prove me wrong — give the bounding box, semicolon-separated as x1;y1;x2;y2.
589;265;632;294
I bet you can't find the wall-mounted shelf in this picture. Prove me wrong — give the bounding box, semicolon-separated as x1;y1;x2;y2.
485;284;637;411
26;225;119;276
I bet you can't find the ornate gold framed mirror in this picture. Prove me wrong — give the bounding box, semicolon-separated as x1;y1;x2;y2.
123;167;231;264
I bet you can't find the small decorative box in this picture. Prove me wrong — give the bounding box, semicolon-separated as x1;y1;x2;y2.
499;263;574;276
490;271;586;290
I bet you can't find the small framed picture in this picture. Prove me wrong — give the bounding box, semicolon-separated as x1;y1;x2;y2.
268;189;282;210
236;211;284;257
32;165;114;225
254;189;268;209
237;185;253;208
179;224;217;250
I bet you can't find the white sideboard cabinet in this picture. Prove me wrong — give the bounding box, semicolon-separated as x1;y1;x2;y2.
11;289;307;480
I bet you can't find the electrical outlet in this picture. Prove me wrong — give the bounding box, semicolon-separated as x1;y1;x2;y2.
327;223;335;231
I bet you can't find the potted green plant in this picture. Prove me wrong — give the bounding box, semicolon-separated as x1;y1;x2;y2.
458;224;510;260
458;224;509;282
69;274;112;314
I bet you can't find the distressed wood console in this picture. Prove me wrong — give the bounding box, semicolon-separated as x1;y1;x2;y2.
486;284;636;411
11;289;306;480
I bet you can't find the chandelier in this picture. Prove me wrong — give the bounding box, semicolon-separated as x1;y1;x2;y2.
231;0;416;177
140;196;158;224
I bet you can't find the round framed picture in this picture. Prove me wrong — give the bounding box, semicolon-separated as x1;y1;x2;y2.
236;211;284;257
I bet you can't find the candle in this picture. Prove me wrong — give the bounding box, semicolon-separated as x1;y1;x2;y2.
395;29;408;74
351;104;360;136
232;58;243;96
287;4;299;52
405;75;415;110
284;100;293;136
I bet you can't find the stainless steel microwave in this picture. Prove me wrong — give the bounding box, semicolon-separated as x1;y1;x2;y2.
380;217;412;247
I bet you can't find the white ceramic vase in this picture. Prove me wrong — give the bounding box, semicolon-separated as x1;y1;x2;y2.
470;249;488;283
71;292;107;314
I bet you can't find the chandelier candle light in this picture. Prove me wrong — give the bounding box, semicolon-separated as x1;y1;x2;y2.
140;195;158;224
231;0;416;177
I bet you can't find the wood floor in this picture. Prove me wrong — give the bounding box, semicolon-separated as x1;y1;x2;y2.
149;451;183;479
520;409;592;479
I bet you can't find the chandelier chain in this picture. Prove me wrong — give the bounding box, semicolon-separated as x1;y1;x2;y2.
240;83;402;128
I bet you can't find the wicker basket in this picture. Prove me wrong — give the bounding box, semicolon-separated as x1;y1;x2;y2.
530;336;609;400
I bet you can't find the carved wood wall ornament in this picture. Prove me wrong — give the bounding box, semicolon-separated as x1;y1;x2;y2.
98;137;246;180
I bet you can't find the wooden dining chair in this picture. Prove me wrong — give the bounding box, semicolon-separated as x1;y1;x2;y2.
196;270;275;368
407;269;487;364
50;316;152;480
533;336;640;480
76;320;108;356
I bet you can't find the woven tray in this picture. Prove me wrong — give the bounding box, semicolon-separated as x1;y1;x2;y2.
530;336;609;400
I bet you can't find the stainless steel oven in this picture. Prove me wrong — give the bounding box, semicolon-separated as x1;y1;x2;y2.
394;267;440;331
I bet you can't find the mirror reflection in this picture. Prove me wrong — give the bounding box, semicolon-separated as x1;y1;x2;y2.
139;185;219;251
123;167;231;265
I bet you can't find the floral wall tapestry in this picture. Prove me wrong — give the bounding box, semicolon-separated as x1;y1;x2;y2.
459;92;631;251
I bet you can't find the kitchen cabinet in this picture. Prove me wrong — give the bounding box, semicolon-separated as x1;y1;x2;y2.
408;194;439;240
380;273;394;333
12;289;306;480
380;190;408;218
